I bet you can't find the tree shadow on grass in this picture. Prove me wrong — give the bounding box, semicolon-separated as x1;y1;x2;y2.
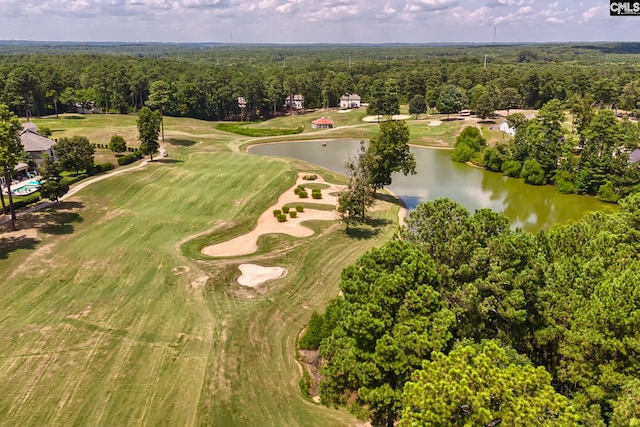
20;202;85;235
64;115;86;120
167;138;197;147
39;211;83;235
0;235;39;259
155;158;184;164
345;217;392;240
376;192;407;209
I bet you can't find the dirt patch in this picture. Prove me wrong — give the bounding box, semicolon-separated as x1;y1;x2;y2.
428;120;442;126
201;173;342;257
298;349;324;401
237;264;287;287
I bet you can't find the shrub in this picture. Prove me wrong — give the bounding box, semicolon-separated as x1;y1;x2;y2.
554;170;577;194
290;210;297;218
2;192;40;214
60;174;88;187
133;150;143;159
273;209;282;217
296;205;304;212
277;213;287;222
521;159;546;185
312;190;322;199
282;206;290;214
298;190;308;198
597;181;621;203
38;126;52;137
118;153;138;166
502;160;522;178
303;174;317;180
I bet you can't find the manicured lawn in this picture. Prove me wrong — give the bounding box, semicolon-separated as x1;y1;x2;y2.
1;114;400;426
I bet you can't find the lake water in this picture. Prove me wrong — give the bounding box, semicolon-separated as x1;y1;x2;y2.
249;139;615;232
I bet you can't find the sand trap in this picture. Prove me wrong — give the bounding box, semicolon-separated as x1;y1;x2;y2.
202;173;342;257
428;120;442;126
362;114;411;122
237;264;286;287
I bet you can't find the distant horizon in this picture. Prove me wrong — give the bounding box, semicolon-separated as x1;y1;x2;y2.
0;1;636;45
0;39;638;46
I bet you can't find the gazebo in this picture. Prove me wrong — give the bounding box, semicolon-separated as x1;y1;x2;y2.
312;117;334;129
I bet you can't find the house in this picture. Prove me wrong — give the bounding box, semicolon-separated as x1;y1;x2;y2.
339;93;361;109
236;97;246;109
19;127;57;167
499;120;516;137
285;95;304;110
312;117;334;129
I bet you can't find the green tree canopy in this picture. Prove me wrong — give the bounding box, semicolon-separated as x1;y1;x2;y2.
55;136;95;175
408;94;426;119
365;120;416;191
108;135;127;154
318;240;455;427
0;103;26;230
436;84;463;119
137;106;161;161
38;153;68;202
399;341;580;426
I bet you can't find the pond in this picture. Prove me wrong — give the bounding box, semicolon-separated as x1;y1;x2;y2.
249;139;615;232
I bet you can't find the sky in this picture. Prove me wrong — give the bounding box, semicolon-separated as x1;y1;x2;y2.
0;0;638;44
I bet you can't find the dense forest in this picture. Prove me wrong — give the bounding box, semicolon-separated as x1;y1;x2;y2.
301;197;640;426
2;42;640;122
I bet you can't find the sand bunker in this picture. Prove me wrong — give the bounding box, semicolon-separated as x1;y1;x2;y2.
428;120;442;126
362;114;411;122
237;264;286;287
201;173;341;257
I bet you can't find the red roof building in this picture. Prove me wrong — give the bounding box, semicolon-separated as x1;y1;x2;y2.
311;117;334;129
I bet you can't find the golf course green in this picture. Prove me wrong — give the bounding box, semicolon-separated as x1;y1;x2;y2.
0;113;400;426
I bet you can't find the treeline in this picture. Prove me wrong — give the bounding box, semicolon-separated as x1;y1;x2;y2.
1;43;640;121
300;197;640;426
452;100;640;201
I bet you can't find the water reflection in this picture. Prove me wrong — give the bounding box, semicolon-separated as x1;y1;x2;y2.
249;139;613;232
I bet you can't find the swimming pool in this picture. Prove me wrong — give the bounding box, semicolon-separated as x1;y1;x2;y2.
10;179;42;195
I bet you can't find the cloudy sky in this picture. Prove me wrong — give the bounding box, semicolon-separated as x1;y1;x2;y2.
0;0;637;44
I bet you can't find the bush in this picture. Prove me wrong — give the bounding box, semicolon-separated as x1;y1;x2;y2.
312;190;322;199
118;153;138;166
597;181;621;203
296;205;304;212
282;206;290;214
133;150;143;159
290;210;297;218
303;174;317;180
502;160;522;178
554;170;577;194
273;209;282;217
277;213;287;222
2;192;40;214
298;190;308;198
298;312;326;350
60;174;88;187
38;126;52;137
521;159;546;185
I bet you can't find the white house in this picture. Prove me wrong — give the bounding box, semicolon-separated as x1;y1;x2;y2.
285;95;304;110
339;93;361;109
498;120;516;137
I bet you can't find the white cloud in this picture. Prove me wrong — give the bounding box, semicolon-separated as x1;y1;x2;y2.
0;0;631;43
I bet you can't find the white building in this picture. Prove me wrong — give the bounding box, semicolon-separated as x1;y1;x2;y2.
339;93;361;109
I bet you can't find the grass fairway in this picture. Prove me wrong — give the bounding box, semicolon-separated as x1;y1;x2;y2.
1;114;401;426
